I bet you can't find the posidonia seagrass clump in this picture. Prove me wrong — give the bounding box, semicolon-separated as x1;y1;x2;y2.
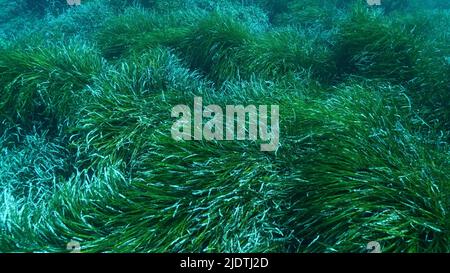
177;12;336;84
1;0;450;253
177;12;254;84
0;125;71;205
334;5;420;83
271;0;340;28
70;48;210;173
0;121;75;252
398;10;450;133
237;29;336;83
333;4;450;133
276;82;450;252
0;40;103;130
95;7;202;59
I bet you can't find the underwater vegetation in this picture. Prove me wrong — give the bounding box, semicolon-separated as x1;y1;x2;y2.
0;0;450;253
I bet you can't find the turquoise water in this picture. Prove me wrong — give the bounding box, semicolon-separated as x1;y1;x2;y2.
0;0;449;253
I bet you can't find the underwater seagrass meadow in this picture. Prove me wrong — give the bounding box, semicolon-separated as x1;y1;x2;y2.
0;0;449;253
